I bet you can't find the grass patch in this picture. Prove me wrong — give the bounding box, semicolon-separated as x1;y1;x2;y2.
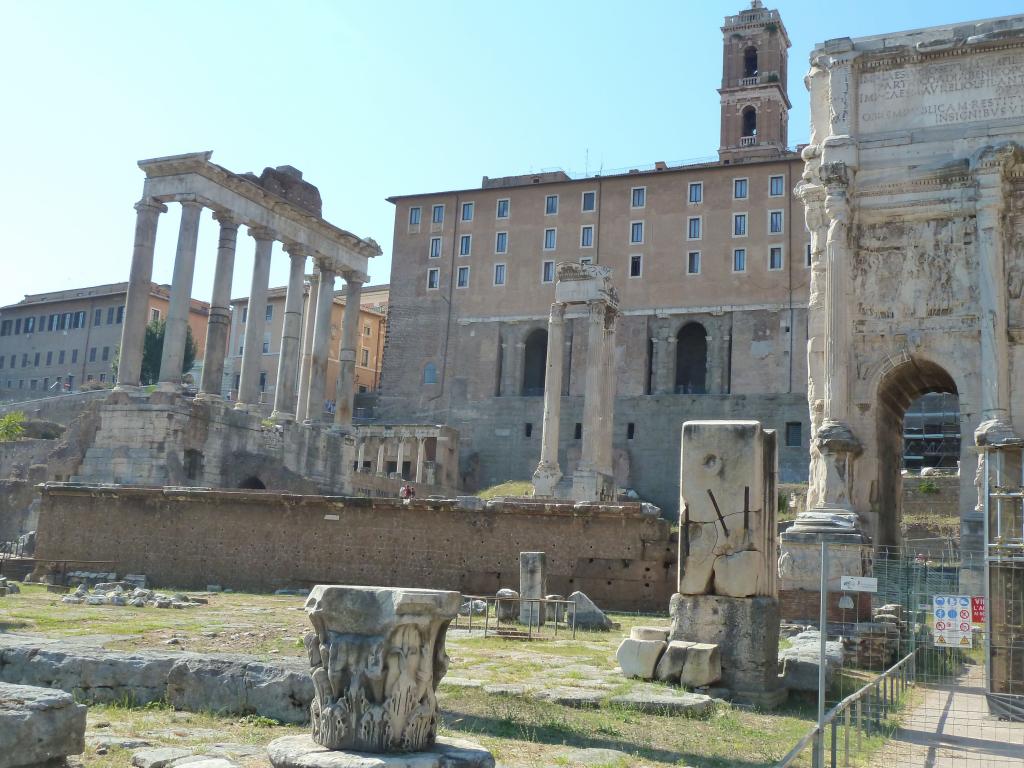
477;480;534;499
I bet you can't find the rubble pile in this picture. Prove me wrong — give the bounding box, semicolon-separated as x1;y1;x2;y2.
60;583;206;609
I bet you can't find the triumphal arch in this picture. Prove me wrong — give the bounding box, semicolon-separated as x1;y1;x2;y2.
785;15;1024;556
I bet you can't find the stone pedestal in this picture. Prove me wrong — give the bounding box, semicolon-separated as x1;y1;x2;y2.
669;594;786;709
302;585;460;754
518;552;547;625
0;682;86;768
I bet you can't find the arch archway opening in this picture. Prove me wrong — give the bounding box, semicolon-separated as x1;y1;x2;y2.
522;329;548;396
743;46;758;78
875;357;959;548
675;323;708;394
742;106;757;137
238;475;266;490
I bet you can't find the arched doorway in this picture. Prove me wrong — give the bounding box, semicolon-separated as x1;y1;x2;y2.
238;475;266;489
522;329;547;396
874;357;959;547
675;323;707;394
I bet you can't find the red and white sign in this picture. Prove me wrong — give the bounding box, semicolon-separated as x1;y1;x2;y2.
972;596;986;624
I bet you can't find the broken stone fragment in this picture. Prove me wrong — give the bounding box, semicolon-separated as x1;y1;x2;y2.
630;626;670;642
654;640;696;682
680;643;722;688
615;638;667;679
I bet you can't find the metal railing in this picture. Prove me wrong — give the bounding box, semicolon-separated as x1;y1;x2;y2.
776;650;916;768
451;595;577;640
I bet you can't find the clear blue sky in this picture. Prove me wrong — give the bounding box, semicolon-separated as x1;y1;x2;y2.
1;1;1020;308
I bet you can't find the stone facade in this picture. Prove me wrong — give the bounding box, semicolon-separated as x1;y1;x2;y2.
34;484;675;611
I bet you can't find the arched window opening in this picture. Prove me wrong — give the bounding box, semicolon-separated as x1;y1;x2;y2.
743;46;758;78
742;106;757;137
423;362;438;385
675;323;707;394
522;329;548;396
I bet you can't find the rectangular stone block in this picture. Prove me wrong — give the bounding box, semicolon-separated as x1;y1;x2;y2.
0;682;86;768
615;637;666;680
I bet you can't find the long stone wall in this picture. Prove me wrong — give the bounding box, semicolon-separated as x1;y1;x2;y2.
34;484;676;611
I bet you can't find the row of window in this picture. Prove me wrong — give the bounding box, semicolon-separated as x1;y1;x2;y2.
3;373;105;391
426;210;785;261
409;176;787;228
0;306;126;337
239;305;273;323
497;419;801;446
0;344;113;370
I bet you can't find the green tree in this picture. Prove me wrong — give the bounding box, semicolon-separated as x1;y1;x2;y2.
0;411;26;441
137;319;197;386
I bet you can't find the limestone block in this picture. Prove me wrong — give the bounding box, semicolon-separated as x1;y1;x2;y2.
567;591;614;630
304;585;460;753
712;550;764;598
545;594;564;623
267;735;495;767
130;746;194;768
615;638;666;679
495;588;518;621
778;631;845;692
653;640;696;683
630;626;669;642
680;643;721;688
0;681;86;768
608;689;714;716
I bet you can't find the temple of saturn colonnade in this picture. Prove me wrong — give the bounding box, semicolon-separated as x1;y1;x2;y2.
117;151;380;427
532;262;619;503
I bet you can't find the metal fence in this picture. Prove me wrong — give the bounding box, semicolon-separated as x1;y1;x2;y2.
451;595;577;640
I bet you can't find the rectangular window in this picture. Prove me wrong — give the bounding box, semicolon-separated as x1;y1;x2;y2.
582;190;596;212
630;221;644;244
769;210;784;234
71;349;78;363
431;204;444;224
33;352;40;367
545;195;558;215
733;248;747;272
14;318;21;334
688;182;703;204
409;206;421;226
74;311;85;329
0;358;4;370
21;354;28;367
543;228;556;250
38;315;45;332
361;348;370;366
733;213;747;237
461;201;474;221
579;257;592;266
46;351;52;365
262;333;270;353
542;260;555;283
770;175;785;197
0;320;9;336
101;346;109;362
629;254;642;278
580;225;594;248
265;304;273;322
785;421;802;447
631;186;646;208
89;347;96;362
25;317;35;333
687;216;701;240
459;234;471;256
429;237;442;258
687;251;701;275
259;371;267;392
734;178;748;199
806;242;813;267
106;307;114;325
494;263;506;286
116;305;124;323
93;308;102;326
456;265;470;288
150;308;160;323
99;373;106;383
495;231;508;254
242;306;248;323
426;268;440;290
770;246;784;270
496;198;509;219
58;350;65;364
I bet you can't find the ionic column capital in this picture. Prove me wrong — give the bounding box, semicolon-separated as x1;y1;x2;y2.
212;210;240;229
248;226;277;242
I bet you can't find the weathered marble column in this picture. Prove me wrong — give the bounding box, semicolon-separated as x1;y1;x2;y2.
116;198;166;389
519;552;547;626
157;200;203;389
532;302;566;496
333;274;364;429
236;228;275;411
395;438;406;480
599;311;617;475
579;300;606;470
651;328;675;395
198;212;239;401
295;270;319;424
376;440;386;476
304;264;336;424
271;243;308;422
414;437;426;483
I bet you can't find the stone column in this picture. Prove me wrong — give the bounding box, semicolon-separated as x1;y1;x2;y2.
116;198;166;389
304;264;336;424
333;274;364;429
197;212;239;401
376;440;386;476
414;437;426;483
579;300;607;471
271;244;308;422
356;439;366;471
395;438;406;480
599;310;617;475
532;302;566;496
499;331;516;396
651;327;675;395
518;552;547;626
295;270;319;424
235;228;275;410
157;200;203;389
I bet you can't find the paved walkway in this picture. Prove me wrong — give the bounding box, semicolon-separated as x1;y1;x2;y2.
877;666;1024;766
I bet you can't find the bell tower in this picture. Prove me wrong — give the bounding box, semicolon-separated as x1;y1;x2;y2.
718;1;791;162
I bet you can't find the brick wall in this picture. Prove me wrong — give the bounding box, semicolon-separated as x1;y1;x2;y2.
35;484;676;612
779;589;872;623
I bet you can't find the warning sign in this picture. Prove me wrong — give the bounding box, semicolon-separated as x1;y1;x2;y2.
972;596;986;624
933;596;973;648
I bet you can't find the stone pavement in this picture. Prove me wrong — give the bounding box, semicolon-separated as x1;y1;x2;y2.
877;666;1024;766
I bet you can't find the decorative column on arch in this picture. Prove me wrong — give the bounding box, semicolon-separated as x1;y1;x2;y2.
295;268;319;424
197;211;239;401
356;438;366;472
376;440;387;476
333;272;364;429
303;261;337;424
532;301;566;496
395;438;406;480
116;197;166;390
270;242;309;422
414;437;426;483
157;199;203;390
235;227;276;411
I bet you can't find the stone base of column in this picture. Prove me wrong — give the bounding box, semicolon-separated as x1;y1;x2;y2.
112;383;144;394
571;467;615;502
154;381;180;394
267;735;494;768
193;392;222;404
233;402;254;413
270;410;295;424
532;461;562;497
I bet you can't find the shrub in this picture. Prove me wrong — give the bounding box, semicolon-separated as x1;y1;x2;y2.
0;411;26;441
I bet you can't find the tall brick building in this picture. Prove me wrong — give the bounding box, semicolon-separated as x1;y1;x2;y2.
379;2;810;511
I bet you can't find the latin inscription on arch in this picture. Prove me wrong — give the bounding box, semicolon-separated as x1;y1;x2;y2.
858;51;1024;133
